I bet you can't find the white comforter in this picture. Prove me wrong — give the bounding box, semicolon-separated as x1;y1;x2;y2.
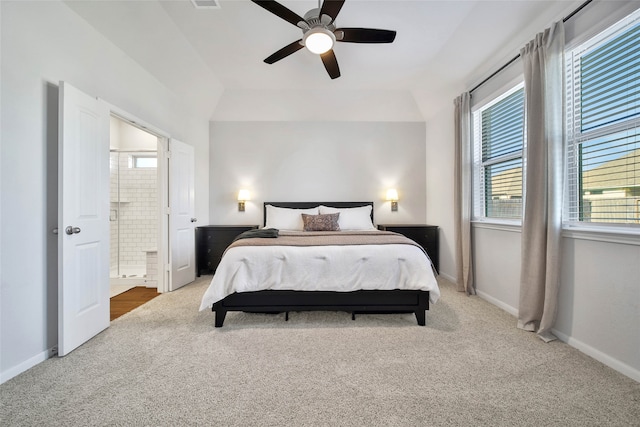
199;242;440;310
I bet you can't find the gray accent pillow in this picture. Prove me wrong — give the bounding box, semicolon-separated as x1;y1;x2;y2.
301;213;341;231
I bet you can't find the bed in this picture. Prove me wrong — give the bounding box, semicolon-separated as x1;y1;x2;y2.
199;202;440;327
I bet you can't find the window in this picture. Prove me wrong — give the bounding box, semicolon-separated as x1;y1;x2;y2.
473;84;526;221
566;11;640;226
131;155;157;168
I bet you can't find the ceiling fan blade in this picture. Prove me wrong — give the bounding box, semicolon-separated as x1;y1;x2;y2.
251;0;305;27
335;28;397;43
319;0;345;23
264;40;304;64
320;50;341;79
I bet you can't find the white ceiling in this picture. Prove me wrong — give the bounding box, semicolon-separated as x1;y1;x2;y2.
65;0;581;121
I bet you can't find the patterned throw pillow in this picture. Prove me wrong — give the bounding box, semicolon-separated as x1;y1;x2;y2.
301;213;341;231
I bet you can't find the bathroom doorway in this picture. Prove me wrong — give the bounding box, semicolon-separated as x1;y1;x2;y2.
109;116;159;297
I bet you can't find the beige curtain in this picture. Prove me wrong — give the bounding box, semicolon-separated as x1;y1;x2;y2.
454;93;475;295
518;21;565;342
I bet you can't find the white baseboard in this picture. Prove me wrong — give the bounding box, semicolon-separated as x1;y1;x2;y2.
552;329;640;383
474;292;638;382
0;347;55;384
476;289;519;316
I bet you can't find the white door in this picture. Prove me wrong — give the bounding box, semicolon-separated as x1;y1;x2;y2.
58;82;110;356
169;139;196;290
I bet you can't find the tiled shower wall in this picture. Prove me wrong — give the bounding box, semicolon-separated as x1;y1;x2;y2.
110;152;157;275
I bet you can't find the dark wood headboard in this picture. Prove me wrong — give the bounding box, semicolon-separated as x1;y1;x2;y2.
263;202;374;227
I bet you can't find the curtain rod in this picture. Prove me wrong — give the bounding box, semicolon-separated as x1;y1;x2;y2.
469;0;593;94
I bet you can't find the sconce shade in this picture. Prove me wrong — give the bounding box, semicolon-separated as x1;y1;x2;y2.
237;189;250;212
386;189;398;212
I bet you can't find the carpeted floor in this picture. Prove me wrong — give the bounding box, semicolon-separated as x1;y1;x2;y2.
1;276;638;426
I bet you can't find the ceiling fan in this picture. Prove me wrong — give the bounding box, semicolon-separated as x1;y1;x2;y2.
251;0;396;79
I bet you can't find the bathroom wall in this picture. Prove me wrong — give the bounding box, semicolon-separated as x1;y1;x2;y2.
110;152;158;275
109;117;159;277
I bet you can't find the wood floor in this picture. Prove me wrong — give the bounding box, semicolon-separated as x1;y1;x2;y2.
110;287;160;321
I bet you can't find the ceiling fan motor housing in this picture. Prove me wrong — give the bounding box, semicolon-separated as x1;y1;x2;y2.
301;8;336;33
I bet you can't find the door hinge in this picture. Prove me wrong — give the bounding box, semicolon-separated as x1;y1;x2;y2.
165;264;171;272
165;207;171;215
165;151;171;159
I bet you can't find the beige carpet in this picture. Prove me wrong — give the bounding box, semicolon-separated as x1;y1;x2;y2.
1;276;638;426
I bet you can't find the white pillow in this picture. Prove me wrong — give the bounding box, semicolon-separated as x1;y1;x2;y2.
318;205;375;230
265;205;319;231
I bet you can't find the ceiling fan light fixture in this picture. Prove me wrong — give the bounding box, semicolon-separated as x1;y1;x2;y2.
251;0;396;79
303;27;335;54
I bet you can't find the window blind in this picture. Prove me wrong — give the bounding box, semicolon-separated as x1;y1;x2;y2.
581;22;640;131
481;90;525;161
473;86;525;220
567;12;640;225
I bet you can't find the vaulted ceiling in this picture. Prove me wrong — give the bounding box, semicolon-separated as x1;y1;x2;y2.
65;0;580;121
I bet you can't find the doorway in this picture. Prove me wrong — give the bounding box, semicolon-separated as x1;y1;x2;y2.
58;81;193;356
109;116;159;298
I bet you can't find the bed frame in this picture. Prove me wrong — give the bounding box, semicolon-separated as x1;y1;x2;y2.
211;202;430;327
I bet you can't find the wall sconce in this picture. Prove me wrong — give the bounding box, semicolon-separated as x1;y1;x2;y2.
386;189;398;212
237;189;250;212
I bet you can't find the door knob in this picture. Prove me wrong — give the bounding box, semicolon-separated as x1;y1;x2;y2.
190;218;197;223
65;226;81;235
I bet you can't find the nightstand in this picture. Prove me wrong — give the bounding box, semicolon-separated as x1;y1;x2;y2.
195;225;259;276
377;224;439;273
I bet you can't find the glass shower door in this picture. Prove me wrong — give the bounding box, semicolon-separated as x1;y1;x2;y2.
109;151;120;279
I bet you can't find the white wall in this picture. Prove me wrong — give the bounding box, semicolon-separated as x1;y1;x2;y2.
213;90;423;122
470;226;640;381
110;116;158;151
425;0;640;381
209;121;426;227
2;0;638;385
557;235;640;379
0;1;210;382
425;105;457;281
472;225;523;315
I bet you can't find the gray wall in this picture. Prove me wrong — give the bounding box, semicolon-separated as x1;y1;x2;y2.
209;121;427;227
2;0;638;385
